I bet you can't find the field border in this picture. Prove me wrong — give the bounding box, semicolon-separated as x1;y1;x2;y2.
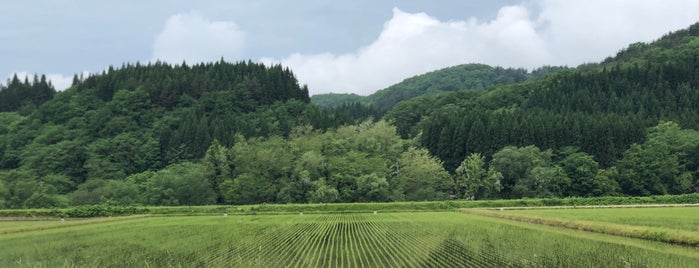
459;207;699;247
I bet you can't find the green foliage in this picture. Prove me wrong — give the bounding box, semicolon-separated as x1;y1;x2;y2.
365;63;534;112
616;121;699;196
558;149;618;197
141;162;216;206
225;121;408;205
404;23;699;176
393;147;451;201
454;153;503;200
0;74;56;113
355;173;391;202
202;139;231;203
490;145;553;198
0;180;8;208
310;93;365;108
54;204;148;218
0;61;342;208
68;179;140;205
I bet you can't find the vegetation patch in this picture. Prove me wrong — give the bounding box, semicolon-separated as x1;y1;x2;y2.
461;208;699;247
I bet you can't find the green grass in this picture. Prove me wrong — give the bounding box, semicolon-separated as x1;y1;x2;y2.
1;212;697;267
2;193;698;217
499;207;699;232
462;207;699;247
0;216;147;235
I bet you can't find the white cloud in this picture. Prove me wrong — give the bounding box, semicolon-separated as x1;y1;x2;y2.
45;74;72;91
263;7;547;96
536;0;699;65
152;12;245;64
265;2;699;96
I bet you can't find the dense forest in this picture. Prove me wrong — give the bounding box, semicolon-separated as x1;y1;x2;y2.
388;22;699;197
0;74;56;114
1;23;698;208
311;63;568;112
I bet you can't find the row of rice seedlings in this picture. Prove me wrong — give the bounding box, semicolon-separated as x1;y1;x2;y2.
386;213;515;267
345;216;368;267
293;218;334;267
204;223;269;266
345;216;360;267
379;222;438;266
348;214;375;267
433;230;516;268
362;216;425;266
271;222;320;266
320;214;341;267
382;214;464;265
313;215;343;267
436;237;512;267
340;220;354;267
363;217;410;266
254;219;318;266
329;220;344;267
353;215;395;266
209;217;307;266
356;216;385;266
355;215;384;266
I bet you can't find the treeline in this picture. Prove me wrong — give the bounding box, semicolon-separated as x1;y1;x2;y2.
3;119;695;207
0;74;56;114
73;60;309;108
0;121;454;206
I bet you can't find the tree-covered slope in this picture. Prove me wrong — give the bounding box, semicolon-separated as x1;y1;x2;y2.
311;64;566;111
387;22;699;197
0;61;374;207
310;93;365;108
365;64;529;110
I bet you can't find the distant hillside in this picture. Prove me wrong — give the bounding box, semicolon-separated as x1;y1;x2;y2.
311;93;365;108
311;64;566;111
365;64;529;111
387;22;699;197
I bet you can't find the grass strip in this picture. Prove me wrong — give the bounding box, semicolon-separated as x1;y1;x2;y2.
0;215;148;235
460;208;699;247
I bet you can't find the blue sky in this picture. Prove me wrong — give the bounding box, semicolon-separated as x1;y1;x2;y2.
2;1;699;95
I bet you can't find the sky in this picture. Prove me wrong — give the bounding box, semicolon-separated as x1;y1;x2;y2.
2;1;699;96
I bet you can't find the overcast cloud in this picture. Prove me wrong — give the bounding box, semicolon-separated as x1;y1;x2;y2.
266;1;699;95
2;1;698;95
152;12;246;64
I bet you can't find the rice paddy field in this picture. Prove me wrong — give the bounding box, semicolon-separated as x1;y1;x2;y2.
1;209;698;267
497;207;699;232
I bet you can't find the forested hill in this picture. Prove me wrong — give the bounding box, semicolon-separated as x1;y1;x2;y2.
0;61;379;207
311;64;567;111
387;22;699;198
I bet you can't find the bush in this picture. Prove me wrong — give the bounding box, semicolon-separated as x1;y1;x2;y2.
53;205;149;218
